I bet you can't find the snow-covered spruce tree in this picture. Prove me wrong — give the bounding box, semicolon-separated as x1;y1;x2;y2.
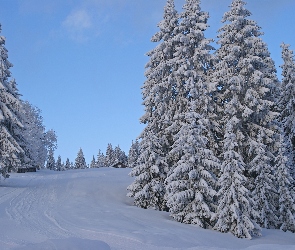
2;79;28;168
46;149;55;170
164;0;219;228
0;25;24;178
113;145;127;165
65;158;71;170
278;43;295;178
105;143;115;167
251;132;279;229
128;140;140;168
75;148;87;169
127;0;179;211
56;155;62;171
214;120;261;238
96;150;105;168
166;103;220;228
120;150;128;165
90;155;97;168
211;0;279;236
275;132;295;233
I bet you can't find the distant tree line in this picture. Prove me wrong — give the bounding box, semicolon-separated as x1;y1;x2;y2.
48;141;141;171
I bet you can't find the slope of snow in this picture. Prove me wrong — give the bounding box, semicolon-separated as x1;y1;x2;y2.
0;168;294;250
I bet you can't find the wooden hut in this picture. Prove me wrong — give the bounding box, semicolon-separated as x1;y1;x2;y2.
111;162;127;169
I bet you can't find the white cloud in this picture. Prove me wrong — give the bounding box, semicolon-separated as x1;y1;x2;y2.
63;9;92;30
62;9;93;42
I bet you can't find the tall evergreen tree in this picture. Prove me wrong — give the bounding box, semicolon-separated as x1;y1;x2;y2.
75;148;87;169
275;133;295;233
165;0;219;228
211;0;279;237
0;24;24;178
214;120;261;238
278;43;295;178
128;0;179;211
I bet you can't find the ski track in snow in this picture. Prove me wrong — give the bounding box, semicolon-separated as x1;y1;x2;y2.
0;168;294;250
5;174;71;239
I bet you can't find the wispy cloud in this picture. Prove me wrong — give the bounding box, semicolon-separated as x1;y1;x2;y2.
59;0;167;44
62;9;93;42
63;9;92;30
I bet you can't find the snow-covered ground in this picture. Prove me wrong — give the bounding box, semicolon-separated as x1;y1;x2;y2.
0;168;294;250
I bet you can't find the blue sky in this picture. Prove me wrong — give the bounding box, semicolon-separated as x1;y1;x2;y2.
0;0;294;164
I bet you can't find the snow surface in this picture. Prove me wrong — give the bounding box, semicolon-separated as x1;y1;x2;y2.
0;168;294;250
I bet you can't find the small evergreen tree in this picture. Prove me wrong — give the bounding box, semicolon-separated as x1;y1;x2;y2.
46;149;55;170
105;143;115;167
113;145;127;165
75;148;87;169
128;140;140;168
96;150;105;168
55;155;62;171
65;158;71;170
90;155;97;168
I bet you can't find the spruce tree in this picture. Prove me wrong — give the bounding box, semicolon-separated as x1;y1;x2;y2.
46;149;55;170
213;120;261;238
105;143;114;167
114;145;120;163
275;133;295;233
4;79;27;168
165;0;219;228
211;0;279;237
278;43;295;178
75;148;87;169
0;25;24;178
65;158;71;170
56;155;62;171
96;150;105;168
127;0;179;211
113;145;127;164
90;155;97;168
128;140;140;168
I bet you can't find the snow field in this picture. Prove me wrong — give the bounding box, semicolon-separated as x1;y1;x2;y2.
0;168;294;250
